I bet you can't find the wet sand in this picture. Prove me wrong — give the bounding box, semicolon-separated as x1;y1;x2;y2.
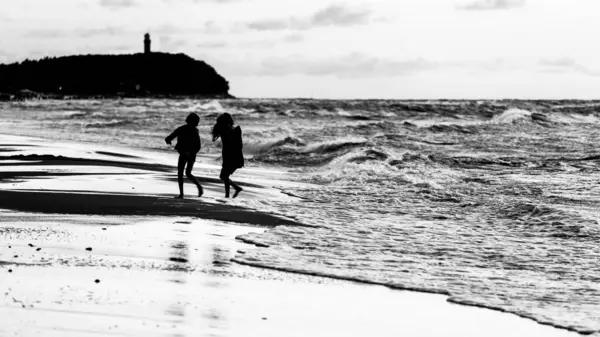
0;134;580;337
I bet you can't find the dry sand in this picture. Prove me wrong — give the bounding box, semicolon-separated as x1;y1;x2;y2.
0;134;580;336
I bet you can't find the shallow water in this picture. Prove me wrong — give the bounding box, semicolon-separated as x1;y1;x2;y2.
1;98;600;334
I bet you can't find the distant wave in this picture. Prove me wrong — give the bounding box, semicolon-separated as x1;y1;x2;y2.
491;108;532;123
84;119;135;128
60;111;89;118
304;138;367;154
183;100;226;112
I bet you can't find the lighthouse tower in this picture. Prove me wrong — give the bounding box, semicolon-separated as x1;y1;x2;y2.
144;33;151;54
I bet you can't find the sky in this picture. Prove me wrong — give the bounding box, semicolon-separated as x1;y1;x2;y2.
0;0;599;99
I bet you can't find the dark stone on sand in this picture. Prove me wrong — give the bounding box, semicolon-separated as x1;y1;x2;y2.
36;248;41;251
169;257;188;263
8;269;12;273
212;260;228;266
28;243;34;247
102;228;107;230
95;279;100;283
85;247;92;251
13;255;17;258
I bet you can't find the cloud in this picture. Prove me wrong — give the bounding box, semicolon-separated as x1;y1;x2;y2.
247;20;290;31
254;53;437;78
163;0;239;3
538;58;600;77
114;45;136;51
78;27;127;38
150;21;223;35
159;36;187;51
311;4;371;27
24;26;127;38
246;4;372;31
197;41;228;48
456;0;525;10
0;13;13;22
218;34;305;50
283;34;304;43
202;21;223;34
0;50;17;64
99;0;137;9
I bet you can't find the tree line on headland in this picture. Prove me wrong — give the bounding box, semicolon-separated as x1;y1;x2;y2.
0;52;232;100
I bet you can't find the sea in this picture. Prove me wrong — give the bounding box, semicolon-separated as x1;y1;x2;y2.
1;98;599;334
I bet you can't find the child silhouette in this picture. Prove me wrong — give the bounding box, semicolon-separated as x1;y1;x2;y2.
211;113;244;198
165;113;204;198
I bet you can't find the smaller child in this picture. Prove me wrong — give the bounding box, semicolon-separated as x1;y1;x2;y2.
211;113;244;198
165;113;203;198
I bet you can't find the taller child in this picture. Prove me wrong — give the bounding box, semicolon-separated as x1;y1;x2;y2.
211;113;244;198
165;113;204;198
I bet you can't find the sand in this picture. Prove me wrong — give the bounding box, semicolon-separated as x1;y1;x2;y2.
0;134;580;336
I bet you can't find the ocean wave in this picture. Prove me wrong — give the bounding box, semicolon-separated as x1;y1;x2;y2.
251;138;368;166
498;202;596;239
183;100;226;112
84;119;135;128
244;136;306;155
59;110;89;118
426;124;478;134
304;138;367;154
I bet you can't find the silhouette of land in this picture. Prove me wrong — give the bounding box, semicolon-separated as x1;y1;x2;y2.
0;52;232;100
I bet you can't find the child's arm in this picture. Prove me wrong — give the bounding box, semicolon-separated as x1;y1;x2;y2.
235;126;243;150
165;127;180;145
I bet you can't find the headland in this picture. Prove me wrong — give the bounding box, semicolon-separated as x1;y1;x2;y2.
0;51;232;100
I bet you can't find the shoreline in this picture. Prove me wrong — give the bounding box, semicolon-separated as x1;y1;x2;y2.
0;134;582;336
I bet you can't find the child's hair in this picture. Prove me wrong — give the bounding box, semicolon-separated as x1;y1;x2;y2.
186;113;200;127
211;113;234;141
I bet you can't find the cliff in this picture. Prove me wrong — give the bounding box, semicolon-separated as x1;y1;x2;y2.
0;52;232;99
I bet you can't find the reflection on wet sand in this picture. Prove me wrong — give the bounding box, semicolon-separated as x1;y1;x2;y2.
165;221;233;336
203;244;228;336
166;237;189;336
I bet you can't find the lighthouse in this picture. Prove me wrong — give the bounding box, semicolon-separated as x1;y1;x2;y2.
144;33;151;54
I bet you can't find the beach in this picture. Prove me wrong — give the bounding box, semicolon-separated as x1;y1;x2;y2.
0;132;583;337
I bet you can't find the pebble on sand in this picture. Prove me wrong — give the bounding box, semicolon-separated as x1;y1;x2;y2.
95;279;100;283
86;247;93;251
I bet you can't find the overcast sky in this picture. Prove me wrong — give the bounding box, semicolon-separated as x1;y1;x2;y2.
0;0;598;99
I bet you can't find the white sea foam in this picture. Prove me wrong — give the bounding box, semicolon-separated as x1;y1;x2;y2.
491;108;532;123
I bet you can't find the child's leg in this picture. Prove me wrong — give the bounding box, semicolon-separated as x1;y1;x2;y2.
185;156;203;197
230;179;243;198
177;154;186;198
219;169;231;198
